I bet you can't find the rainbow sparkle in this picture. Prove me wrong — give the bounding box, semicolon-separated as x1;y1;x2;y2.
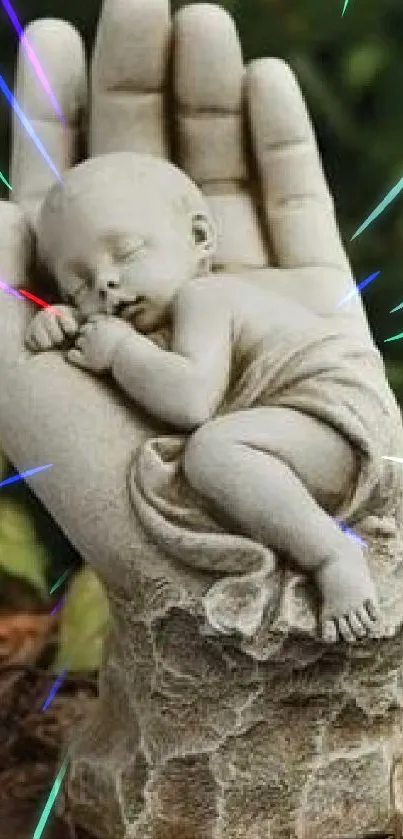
32;756;69;839
0;463;53;489
384;332;403;344
50;597;65;616
0;277;25;300
0;71;61;181
0;0;65;123
351;175;403;240
42;669;67;711
49;566;74;595
336;519;367;546
0;169;11;190
336;270;380;308
18;287;62;315
0;277;62;313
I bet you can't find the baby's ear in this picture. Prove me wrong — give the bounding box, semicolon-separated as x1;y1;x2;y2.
192;212;216;258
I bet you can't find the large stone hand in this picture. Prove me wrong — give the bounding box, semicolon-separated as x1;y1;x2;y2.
0;0;378;601
0;7;401;839
0;0;380;574
9;1;374;334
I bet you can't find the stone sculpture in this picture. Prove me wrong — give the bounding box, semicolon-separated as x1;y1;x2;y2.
29;150;401;647
0;1;402;837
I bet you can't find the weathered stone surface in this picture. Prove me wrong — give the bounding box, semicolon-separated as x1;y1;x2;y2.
54;554;402;838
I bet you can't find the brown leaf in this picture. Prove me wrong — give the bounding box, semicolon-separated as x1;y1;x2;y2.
0;611;57;667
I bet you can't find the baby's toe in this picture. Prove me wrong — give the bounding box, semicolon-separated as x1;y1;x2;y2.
337;615;357;644
321;618;338;644
357;602;393;640
365;598;381;622
347;610;367;639
356;604;377;632
209;611;233;635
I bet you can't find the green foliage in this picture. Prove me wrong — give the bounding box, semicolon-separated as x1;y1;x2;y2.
342;43;388;91
0;497;48;597
0;460;108;670
0;542;48;597
52;566;109;673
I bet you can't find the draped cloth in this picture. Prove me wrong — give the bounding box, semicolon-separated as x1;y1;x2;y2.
127;323;403;639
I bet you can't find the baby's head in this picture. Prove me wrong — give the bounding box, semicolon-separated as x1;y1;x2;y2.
37;152;216;330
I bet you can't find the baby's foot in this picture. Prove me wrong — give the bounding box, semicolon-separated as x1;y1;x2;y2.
316;542;386;643
203;569;279;638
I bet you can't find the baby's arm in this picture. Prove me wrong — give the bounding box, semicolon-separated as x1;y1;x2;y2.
111;278;233;430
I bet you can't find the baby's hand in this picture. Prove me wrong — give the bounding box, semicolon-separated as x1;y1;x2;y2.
25;304;80;352
67;314;131;373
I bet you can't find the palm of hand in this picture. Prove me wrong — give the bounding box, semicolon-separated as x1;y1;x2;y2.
6;0;372;349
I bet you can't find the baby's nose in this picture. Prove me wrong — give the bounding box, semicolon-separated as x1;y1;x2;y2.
95;268;120;294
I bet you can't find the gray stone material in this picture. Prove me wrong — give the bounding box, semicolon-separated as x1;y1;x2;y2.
0;2;402;837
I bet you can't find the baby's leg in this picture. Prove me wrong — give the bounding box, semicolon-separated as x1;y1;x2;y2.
183;407;383;643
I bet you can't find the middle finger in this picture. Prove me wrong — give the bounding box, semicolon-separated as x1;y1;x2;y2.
173;4;269;270
90;0;171;158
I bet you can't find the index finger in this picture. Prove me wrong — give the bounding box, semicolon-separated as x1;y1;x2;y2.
246;58;350;273
58;308;79;335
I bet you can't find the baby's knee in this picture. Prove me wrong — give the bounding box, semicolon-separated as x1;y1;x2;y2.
183;420;228;488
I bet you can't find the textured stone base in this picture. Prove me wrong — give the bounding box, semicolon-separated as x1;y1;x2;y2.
51;512;403;839
55;592;403;839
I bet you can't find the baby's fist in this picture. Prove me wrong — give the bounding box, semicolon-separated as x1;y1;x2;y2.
25;304;80;352
67;315;131;373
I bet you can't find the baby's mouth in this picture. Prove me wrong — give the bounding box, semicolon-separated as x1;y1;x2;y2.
114;297;146;320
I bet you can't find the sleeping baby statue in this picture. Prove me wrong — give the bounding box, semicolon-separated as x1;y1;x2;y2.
25;151;403;645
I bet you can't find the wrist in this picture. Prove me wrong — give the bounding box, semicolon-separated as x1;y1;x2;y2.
111;326;137;371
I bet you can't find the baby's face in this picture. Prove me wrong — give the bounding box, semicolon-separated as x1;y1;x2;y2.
49;181;208;332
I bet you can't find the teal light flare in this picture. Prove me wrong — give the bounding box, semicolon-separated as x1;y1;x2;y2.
384;332;403;344
0;170;11;190
351;175;403;240
32;756;69;839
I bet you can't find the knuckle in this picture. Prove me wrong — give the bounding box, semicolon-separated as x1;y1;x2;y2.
37;308;54;325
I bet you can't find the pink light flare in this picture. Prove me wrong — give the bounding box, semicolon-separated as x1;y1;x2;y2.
0;277;62;314
0;0;66;124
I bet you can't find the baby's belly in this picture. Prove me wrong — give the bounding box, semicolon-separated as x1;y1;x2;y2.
236;305;320;357
232;317;318;383
227;322;388;417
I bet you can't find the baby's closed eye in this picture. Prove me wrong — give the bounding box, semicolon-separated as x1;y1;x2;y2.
114;238;146;263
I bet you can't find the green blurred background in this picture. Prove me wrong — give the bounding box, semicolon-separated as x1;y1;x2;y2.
0;0;402;670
